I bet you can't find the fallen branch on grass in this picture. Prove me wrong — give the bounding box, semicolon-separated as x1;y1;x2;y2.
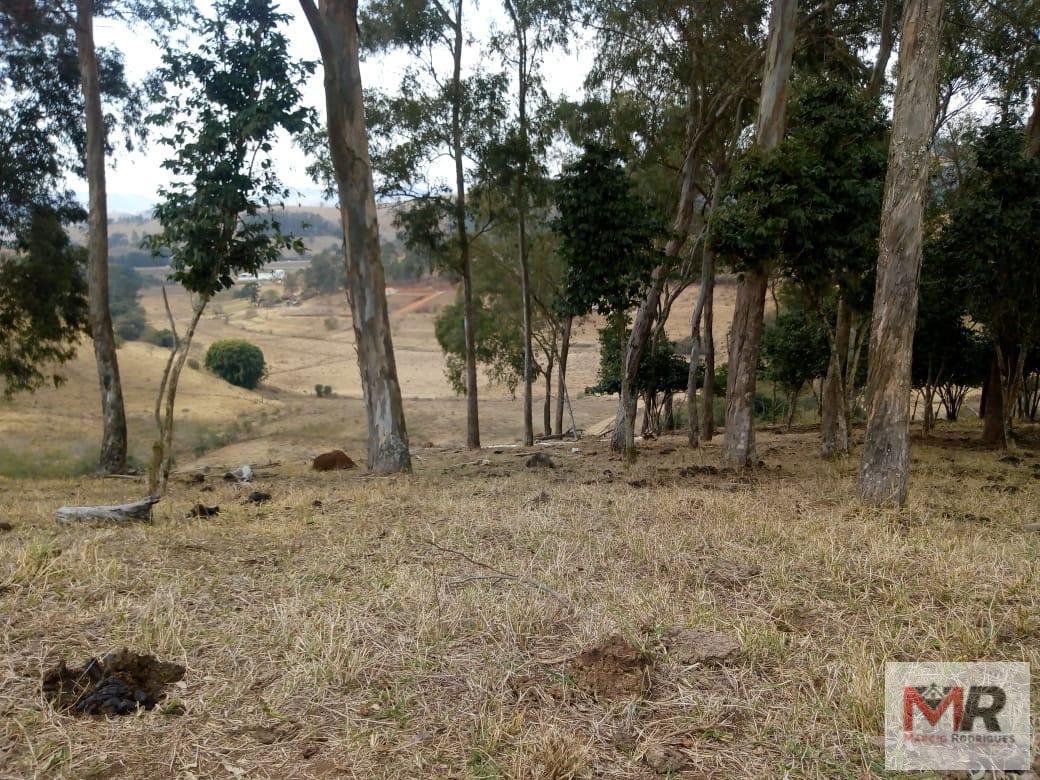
55;496;160;525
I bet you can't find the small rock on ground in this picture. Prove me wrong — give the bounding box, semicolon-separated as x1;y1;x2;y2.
644;744;686;774
664;629;741;665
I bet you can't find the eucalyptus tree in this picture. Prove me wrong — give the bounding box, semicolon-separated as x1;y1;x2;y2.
583;0;768;458
297;0;412;472
859;0;945;506
145;0;313;494
0;0;184;472
362;0;507;450
488;0;572;445
722;0;798;468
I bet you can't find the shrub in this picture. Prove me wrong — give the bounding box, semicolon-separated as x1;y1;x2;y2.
187;357;200;370
323;384;332;397
259;289;280;308
205;340;266;389
324;316;339;331
143;327;175;348
315;384;325;397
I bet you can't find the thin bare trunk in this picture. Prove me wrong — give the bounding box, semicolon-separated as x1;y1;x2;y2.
611;266;668;458
687;181;722;447
75;0;127;474
821;297;851;458
702;278;716;440
150;298;206;496
859;0;944;506
300;0;411;471
513;18;534;448
554;315;572;435
543;333;554;438
867;0;896;100
723;0;798;467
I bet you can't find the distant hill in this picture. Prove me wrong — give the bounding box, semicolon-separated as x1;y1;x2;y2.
69;204;406;267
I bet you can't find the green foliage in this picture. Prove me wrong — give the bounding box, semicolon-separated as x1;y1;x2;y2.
0;208;88;396
259;289;280;308
760;300;830;394
145;0;314;299
232;281;260;303
205;339;266;389
144;328;175;349
435;295;524;395
553;144;662;317
303;251;344;294
934;122;1040;352
587;317;689;398
110;265;147;341
713;80;888;312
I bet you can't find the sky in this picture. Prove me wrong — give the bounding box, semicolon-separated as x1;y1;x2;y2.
80;2;594;215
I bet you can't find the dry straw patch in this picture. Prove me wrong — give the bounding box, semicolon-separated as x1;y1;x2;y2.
1;426;1039;778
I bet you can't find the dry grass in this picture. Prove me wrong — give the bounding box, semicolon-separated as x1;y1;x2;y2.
2;425;1039;778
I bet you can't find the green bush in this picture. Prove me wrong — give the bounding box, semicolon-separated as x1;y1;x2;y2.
205;340;267;389
143;327;175;348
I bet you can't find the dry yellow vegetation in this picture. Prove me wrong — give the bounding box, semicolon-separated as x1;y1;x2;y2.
1;427;1038;778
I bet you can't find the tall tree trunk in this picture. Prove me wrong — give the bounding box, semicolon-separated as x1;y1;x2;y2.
611;107;702;456
543;333;554;438
75;0;127;475
723;0;798;467
514;22;534;448
1026;88;1040;160
702;277;716;440
554;315;572;436
441;2;480;449
299;0;411;472
821;297;851;458
611;266;668;458
858;0;944;506
686;180;722;447
982;353;1007;445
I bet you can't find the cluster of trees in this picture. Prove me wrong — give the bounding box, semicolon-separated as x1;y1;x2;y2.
2;0;1038;510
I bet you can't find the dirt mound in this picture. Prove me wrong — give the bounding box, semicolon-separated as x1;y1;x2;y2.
42;650;185;717
312;450;356;471
567;634;651;700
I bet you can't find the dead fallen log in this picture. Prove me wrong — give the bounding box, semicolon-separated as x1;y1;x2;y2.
55;497;160;525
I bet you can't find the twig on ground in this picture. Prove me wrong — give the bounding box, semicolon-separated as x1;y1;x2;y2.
420;537;574;610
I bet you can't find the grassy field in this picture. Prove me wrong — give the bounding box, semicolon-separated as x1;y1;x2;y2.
3;265;1035;778
1;426;1039;778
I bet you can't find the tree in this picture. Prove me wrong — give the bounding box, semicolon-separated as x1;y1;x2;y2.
362;0;508;451
488;0;571;446
2;0;187;473
858;0;945;507
583;0;768;459
0;208;89;396
723;0;798;468
145;0;313;495
298;0;412;472
760;296;830;429
712;79;888;458
0;88;88;395
205;340;267;390
935;122;1040;448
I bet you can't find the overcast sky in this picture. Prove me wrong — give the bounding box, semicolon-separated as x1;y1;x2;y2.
79;2;593;215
